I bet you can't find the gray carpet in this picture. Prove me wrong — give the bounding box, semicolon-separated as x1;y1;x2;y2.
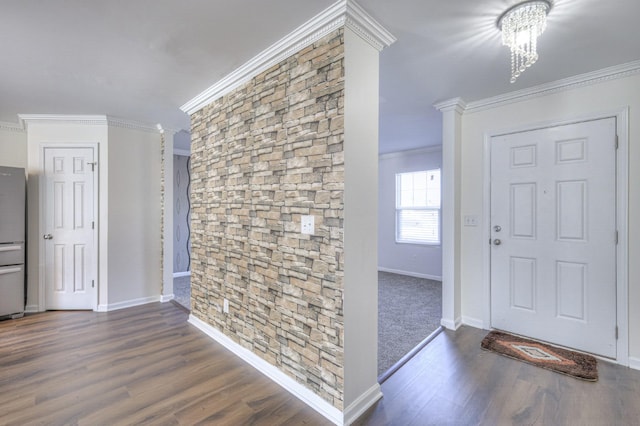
172;271;441;377
378;271;442;376
173;275;191;310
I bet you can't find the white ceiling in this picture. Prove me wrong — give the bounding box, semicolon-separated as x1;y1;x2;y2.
2;0;639;153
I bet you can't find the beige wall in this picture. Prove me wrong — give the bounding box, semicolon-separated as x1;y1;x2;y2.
0;126;27;168
107;125;162;305
24;121;109;310
457;73;640;361
23;118;163;311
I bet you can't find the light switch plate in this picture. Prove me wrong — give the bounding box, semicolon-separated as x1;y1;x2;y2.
301;215;314;235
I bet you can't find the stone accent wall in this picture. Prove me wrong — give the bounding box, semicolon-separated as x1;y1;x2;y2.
189;29;345;409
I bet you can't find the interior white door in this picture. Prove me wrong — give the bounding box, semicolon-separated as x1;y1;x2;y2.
44;147;96;310
490;117;617;358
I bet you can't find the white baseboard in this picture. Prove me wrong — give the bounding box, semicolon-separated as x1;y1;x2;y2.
160;294;175;303
344;383;382;425
461;316;485;330
173;271;191;278
629;357;640;371
188;314;344;425
24;304;39;313
441;317;462;330
96;295;160;312
377;267;442;282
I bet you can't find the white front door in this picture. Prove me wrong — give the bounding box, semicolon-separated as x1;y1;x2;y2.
44;147;96;310
490;118;617;358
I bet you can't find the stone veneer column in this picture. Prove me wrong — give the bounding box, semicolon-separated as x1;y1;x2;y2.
190;29;347;409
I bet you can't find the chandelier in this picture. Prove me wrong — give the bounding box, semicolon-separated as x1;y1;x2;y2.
498;0;551;83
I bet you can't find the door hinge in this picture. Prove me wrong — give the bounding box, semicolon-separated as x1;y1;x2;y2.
615;230;619;244
615;135;619;149
88;162;97;172
92;221;95;230
92;280;95;288
615;326;619;340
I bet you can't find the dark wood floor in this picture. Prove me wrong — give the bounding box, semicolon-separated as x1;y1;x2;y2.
3;302;640;425
358;326;640;425
0;302;329;425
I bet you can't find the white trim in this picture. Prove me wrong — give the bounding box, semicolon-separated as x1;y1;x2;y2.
464;60;640;113
433;97;467;113
343;383;382;426
440;317;461;330
20;114;108;127
24;304;39;313
378;267;441;282
18;114;166;134
38;143;100;312
173;148;191;157
188;314;344;425
629;357;640;371
96;295;160;312
173;271;191;278
0;121;26;132
160;294;175;303
483;108;629;365
180;0;395;115
379;145;442;160
461;316;485;330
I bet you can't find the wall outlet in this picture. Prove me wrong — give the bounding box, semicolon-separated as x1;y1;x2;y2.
223;298;229;314
464;215;479;227
301;215;314;235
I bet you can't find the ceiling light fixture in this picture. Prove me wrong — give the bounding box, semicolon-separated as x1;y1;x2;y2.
498;0;551;83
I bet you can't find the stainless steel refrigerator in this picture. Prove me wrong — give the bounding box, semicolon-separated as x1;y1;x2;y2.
0;166;25;319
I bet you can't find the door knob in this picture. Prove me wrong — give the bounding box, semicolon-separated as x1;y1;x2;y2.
494;225;502;232
493;239;501;245
43;234;53;240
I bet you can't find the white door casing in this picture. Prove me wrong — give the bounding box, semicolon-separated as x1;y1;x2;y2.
43;147;96;310
490;117;617;358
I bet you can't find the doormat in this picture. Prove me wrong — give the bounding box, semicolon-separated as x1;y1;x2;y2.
481;330;598;381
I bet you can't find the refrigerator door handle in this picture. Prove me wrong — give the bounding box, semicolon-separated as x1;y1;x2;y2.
0;245;21;252
0;266;22;275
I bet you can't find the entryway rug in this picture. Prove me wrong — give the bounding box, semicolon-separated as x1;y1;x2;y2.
481;330;598;381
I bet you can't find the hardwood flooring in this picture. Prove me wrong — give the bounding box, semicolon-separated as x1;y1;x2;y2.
0;302;329;425
357;326;640;425
3;303;639;425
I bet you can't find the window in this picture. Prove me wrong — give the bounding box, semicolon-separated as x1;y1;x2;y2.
396;169;441;244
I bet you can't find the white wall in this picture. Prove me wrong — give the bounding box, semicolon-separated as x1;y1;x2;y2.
107;125;162;305
343;26;382;413
0;125;27;168
378;147;442;280
457;72;640;361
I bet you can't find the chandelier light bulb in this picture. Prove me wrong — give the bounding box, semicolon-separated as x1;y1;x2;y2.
498;0;551;83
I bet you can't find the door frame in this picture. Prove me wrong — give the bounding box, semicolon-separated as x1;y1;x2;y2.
38;143;100;311
481;108;629;365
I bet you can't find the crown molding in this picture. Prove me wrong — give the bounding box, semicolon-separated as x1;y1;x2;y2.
0;121;26;133
180;0;395;115
17;114;171;134
344;0;396;50
433;97;467;114
18;114;109;126
465;59;640;113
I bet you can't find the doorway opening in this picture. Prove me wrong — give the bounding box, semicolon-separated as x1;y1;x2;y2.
172;131;192;311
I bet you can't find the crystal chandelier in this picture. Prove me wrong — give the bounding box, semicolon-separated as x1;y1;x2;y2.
498;0;551;83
